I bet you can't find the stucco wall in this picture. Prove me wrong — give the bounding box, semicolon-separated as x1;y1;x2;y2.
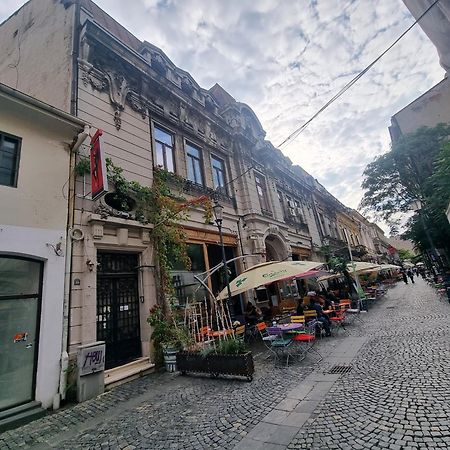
0;87;83;409
0;98;73;229
0;225;66;409
0;0;74;112
393;78;450;135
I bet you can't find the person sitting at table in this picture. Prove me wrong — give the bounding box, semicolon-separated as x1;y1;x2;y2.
326;288;339;306
245;301;262;325
296;298;304;316
309;297;332;337
260;299;273;321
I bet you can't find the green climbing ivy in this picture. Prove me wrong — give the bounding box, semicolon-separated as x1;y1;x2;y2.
105;159;212;305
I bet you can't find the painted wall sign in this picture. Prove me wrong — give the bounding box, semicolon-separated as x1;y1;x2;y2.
79;343;105;376
90;129;109;201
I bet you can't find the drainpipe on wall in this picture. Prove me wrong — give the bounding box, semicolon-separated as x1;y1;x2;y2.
54;0;84;409
56;125;89;409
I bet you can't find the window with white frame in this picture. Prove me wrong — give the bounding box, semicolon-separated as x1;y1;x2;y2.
186;142;204;185
255;173;270;211
154;125;175;172
211;155;226;192
0;132;21;188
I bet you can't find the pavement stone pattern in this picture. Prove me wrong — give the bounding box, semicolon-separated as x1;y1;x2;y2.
0;341;317;449
1;277;449;449
288;278;450;450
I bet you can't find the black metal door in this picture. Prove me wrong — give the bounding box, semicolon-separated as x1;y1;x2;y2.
97;252;141;369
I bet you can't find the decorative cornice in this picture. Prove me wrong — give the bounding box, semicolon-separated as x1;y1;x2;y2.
80;62;148;130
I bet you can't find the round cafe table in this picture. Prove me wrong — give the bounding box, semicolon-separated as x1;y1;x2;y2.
276;323;303;332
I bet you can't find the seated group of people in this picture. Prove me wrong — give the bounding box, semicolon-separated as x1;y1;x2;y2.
244;288;343;338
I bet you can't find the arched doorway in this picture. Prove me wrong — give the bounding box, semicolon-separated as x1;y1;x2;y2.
264;234;288;262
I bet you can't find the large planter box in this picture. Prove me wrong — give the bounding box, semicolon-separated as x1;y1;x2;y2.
177;351;254;381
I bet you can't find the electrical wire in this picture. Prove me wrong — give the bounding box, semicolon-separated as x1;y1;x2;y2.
277;0;441;149
223;164;255;190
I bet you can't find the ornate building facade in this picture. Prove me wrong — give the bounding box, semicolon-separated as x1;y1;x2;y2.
0;0;389;389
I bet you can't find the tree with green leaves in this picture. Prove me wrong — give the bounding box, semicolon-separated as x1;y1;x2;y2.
397;249;415;262
360;124;450;264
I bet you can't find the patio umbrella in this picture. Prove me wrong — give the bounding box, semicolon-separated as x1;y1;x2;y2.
379;264;401;271
216;260;325;300
346;262;381;273
317;273;343;283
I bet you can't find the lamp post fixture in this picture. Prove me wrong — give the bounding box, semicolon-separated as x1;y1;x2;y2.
213;200;235;320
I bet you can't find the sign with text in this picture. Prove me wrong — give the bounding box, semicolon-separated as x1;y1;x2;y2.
90;129;109;201
78;342;105;376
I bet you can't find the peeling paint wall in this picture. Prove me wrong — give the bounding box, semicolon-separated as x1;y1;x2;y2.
0;0;74;112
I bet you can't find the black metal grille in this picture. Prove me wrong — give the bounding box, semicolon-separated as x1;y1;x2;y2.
97;252;141;369
328;365;352;374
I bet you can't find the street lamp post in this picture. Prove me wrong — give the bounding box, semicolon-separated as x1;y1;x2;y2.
213;201;235;320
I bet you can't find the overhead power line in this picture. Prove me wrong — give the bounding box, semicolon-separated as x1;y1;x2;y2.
277;0;441;149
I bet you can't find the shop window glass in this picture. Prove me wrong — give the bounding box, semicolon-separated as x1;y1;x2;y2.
171;244;206;305
0;258;41;296
0;256;42;410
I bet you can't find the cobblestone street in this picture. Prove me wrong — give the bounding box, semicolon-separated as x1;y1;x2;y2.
1;278;449;450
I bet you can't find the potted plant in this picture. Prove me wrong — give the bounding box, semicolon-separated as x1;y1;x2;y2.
177;338;254;381
147;305;192;372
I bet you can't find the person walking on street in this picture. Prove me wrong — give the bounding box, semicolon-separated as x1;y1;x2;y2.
407;269;415;284
401;270;408;285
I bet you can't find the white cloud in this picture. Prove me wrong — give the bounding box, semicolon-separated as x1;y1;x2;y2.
1;0;445;213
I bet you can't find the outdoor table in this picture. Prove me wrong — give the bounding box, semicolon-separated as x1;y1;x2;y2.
276;323;303;333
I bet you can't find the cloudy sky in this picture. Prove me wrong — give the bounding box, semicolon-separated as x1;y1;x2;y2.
1;0;444;214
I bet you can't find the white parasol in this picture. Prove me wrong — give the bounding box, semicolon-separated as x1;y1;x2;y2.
216;260;325;300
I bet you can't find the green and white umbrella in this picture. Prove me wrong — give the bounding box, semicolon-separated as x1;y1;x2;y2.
217;260;325;300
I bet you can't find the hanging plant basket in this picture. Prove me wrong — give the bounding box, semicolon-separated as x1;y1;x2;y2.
176;351;254;381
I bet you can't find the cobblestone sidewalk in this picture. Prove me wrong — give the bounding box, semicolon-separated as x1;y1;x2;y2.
1;278;448;449
288;278;450;450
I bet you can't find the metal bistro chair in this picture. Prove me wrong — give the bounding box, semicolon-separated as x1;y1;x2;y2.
304;310;324;338
329;304;347;334
287;315;307;338
291;320;322;362
267;326;294;366
256;322;284;363
340;299;364;325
